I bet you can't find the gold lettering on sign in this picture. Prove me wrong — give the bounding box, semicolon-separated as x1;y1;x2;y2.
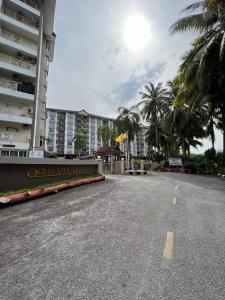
27;166;91;178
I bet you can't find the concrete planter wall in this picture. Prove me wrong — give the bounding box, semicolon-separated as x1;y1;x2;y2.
0;157;101;192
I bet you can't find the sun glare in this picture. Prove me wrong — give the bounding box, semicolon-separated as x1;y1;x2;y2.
123;14;151;52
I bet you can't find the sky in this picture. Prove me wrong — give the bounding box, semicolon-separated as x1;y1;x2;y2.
47;0;223;152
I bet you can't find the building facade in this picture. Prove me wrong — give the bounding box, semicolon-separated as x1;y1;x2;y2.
0;0;56;157
120;125;148;159
46;108;114;157
46;108;148;158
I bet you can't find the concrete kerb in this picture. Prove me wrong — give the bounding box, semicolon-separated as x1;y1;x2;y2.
0;176;105;206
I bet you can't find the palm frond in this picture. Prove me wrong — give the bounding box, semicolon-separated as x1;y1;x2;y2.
199;34;218;72
181;1;204;13
140;92;151;100
205;0;219;11
170;13;212;34
219;32;225;61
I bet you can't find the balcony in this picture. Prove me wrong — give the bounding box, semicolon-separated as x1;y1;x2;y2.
0;28;37;56
0;53;36;77
0;111;32;124
20;0;39;9
0;132;13;141
8;0;40;17
0;132;30;149
0;8;39;38
0;78;34;101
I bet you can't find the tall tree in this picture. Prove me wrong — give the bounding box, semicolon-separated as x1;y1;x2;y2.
116;107;140;169
136;82;169;153
170;0;225;160
73;131;87;158
97;126;117;147
167;103;206;160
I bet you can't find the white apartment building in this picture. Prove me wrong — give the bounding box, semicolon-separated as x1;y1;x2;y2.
120;125;148;158
46;108;114;157
46;108;148;158
0;0;56;157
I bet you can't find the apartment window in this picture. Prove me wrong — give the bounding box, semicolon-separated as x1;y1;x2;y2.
46;41;50;51
6;127;18;132
10;151;18;157
45;55;49;67
43;86;47;98
40;119;45;131
19;151;27;158
40;136;45;147
1;150;9;157
44;70;48;80
41;101;46;113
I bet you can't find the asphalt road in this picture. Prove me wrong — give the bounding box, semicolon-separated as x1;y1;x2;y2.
1;173;225;300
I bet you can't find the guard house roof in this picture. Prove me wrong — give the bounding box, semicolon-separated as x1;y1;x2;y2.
96;146;123;155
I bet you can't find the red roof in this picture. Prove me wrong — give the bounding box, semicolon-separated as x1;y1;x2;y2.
96;146;122;155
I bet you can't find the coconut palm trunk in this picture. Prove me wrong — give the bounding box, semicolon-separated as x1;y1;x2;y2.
222;115;225;163
181;134;187;161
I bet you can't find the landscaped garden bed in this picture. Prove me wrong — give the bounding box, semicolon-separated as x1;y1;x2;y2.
0;175;105;206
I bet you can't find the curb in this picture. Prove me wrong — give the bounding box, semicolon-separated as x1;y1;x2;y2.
0;176;105;206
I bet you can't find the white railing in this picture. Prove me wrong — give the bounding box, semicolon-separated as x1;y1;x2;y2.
0;132;13;141
0;77;17;90
0;28;38;50
0;53;36;72
0;107;33;118
0;132;30;143
20;0;39;10
3;7;39;29
0;77;35;96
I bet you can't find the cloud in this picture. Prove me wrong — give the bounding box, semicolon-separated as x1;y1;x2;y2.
106;62;166;110
47;0;223;151
48;0;194;115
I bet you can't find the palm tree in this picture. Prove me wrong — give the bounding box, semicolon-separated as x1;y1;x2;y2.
170;0;225;160
136;82;169;153
168;104;206;160
145;123;169;161
206;114;216;149
97;126;111;146
116;107;140;169
97;126;117;147
73;131;87;158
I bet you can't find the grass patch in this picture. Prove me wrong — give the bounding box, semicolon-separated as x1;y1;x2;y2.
0;174;102;197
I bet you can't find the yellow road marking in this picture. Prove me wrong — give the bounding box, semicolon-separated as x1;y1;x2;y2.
172;197;176;205
163;231;174;259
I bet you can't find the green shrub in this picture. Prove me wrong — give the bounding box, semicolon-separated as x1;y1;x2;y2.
205;148;216;163
47;152;58;158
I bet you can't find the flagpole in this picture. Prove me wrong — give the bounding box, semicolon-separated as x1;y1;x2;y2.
127;135;129;170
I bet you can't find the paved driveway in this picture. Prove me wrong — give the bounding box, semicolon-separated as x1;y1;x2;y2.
1;173;225;300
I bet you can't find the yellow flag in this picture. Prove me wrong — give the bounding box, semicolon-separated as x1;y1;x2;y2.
116;133;127;143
